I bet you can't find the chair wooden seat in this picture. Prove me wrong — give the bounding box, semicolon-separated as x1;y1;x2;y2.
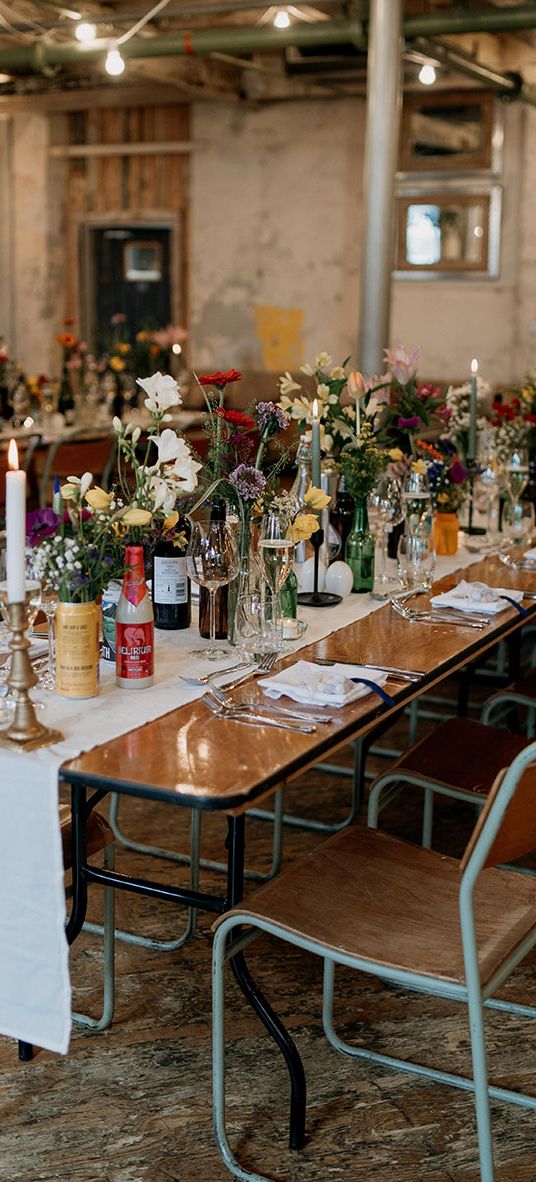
59;803;113;872
493;670;536;699
219;826;536;986
391;717;528;798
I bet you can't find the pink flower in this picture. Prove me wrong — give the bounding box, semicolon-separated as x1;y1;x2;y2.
152;324;188;351
111;312;127;325
383;344;421;386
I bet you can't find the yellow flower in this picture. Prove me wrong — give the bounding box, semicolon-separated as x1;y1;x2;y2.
113;521;128;539
304;484;330;511
118;343;131;355
287;513;320;543
110;356;126;373
437;492;450;503
122;507;152;527
173;531;188;550
163;511;179;532
388;447;404;462
136;330;151;342
412;459;428;475
85;486;112;510
60;483;79;501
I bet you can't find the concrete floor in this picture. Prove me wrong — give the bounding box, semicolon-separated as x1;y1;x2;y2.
1;686;536;1182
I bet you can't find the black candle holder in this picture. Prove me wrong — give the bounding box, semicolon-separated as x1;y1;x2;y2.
297;528;342;608
465;462;486;536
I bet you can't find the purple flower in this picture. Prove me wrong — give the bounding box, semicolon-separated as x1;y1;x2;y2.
397;415;422;430
229;464;267;501
255;401;289;437
26;508;61;547
448;460;467;485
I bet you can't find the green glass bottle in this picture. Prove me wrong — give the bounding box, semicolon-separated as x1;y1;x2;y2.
345;498;374;593
280;567;298;619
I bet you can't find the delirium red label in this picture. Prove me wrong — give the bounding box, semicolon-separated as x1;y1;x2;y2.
116;621;154;680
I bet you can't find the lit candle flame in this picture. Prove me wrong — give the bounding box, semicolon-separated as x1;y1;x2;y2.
312;398;319;420
471;358;478;375
8;439;19;471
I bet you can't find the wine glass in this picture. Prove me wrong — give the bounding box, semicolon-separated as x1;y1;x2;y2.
473;457;502;543
257;512;294;630
368;476;404;596
502;499;535;547
402;467;432;537
37;585;59;691
186;520;239;661
505;447;529;506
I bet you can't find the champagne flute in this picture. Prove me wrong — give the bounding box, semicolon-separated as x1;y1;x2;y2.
505;447;529;506
368;476;404;595
186;520;239;661
257;513;294;632
402;468;432;537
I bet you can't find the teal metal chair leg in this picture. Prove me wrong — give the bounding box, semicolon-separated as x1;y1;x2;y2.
212;921;270;1182
422;787;434;849
73;843;115;1030
108;790;283;885
85;809;201;951
252;737;366;836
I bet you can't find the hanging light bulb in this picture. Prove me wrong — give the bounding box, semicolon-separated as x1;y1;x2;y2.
75;21;97;43
418;63;437;86
273;8;291;28
105;46;125;76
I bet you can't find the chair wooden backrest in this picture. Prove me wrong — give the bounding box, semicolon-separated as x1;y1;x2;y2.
461;741;536;874
37;433;115;506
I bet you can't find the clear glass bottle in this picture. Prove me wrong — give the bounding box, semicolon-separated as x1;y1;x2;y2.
116;544;155;688
290;436;312;565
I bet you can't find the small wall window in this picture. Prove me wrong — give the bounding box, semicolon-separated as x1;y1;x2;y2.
124;241;163;283
396;194;490;272
400;90;495;173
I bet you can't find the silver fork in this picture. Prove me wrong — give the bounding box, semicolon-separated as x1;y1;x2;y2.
207;682;333;724
498;551;536;572
181;654;271;687
203;694;316;734
390;599;488;629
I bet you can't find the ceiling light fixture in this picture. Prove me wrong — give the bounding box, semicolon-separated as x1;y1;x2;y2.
273;8;291;28
418;63;437;86
75;20;97;43
105;46;125;76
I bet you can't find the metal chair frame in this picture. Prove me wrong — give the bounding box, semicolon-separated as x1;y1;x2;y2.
212;740;536;1182
72;842;115;1031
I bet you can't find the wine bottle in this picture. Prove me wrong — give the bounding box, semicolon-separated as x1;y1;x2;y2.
58;364;74;422
116;544;154;688
199;499;228;639
152;516;191;630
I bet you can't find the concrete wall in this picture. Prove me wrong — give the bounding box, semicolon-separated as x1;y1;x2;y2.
1;94;536;385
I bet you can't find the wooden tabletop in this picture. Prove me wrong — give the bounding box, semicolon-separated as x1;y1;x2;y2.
62;554;536;812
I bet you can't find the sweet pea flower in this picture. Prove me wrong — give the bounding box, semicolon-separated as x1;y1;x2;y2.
304;485;331;511
136;372;181;414
154;428;183;465
287;513;319;543
85;486;112;511
397;416;422;430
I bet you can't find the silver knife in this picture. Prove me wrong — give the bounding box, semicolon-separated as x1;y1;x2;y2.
313;659;424;681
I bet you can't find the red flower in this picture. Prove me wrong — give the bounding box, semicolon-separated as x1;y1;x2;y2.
198;369;242;389
215;407;255;430
525;413;536;423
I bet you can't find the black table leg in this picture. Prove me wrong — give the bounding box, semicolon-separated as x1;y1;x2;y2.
225;814;307;1152
66;782;89;946
18;1041;33;1061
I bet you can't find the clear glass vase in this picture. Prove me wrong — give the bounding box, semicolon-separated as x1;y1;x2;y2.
345;499;375;593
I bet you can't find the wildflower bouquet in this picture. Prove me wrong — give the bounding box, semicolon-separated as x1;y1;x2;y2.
372;345;446;457
489;395;532;463
26;477;126;603
339;422;388;500
416;439;468;513
260;485;331;545
278;351;386;455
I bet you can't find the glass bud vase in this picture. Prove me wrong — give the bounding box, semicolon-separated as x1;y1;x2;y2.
280;567;298;619
345;498;375;593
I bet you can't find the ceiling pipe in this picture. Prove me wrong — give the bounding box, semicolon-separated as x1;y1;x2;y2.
405;4;536;39
414;36;536;105
0;19;366;72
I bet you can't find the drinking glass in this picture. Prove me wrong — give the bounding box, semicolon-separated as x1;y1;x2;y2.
397;530;435;592
505;447;529;506
502;499;535;546
38;585;59;691
234;591;283;663
473;459;501;542
257;512;294;628
186;520;239;661
402;468;432;537
368;476;404;595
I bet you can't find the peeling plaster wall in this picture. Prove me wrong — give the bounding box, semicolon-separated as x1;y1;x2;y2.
190;99;364;373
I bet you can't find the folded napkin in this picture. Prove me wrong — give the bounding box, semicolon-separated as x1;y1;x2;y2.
524;546;536;561
258;660;388;708
431;580;524;615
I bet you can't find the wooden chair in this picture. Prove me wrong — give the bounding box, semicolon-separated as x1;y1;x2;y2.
212;739;536;1182
481;668;536;737
36;433;115;507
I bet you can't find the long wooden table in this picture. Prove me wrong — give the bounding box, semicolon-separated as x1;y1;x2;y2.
56;553;536;1133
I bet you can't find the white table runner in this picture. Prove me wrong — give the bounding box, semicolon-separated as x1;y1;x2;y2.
0;544;485;1055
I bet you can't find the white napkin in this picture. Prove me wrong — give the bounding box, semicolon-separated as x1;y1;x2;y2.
430;580;524;615
258;660;387;707
524;546;536;561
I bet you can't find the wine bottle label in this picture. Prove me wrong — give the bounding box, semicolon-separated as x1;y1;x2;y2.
154;556;188;605
116;621;154;681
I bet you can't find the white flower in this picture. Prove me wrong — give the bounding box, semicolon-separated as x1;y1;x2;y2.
316;383;330;401
112;416;123;433
137;371;181;415
330;366;346;380
278;372;302;398
150;476;171;512
154;428;183;465
80;472;93;497
300;363;315;377
171;444;202;493
328;394;338;405
67;475;81;485
131;427;141;445
315;352;333;372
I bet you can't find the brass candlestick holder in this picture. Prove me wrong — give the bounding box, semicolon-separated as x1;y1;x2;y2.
0;597;64;752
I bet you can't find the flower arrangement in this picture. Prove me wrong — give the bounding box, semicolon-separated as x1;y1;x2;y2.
101;315;187;388
26;476;126;603
339;422;388;499
488;395;532;462
114;372;201;519
278;352;382;454
371;345;446;456
442;376;490;460
415;439;468;513
261;485;330;544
